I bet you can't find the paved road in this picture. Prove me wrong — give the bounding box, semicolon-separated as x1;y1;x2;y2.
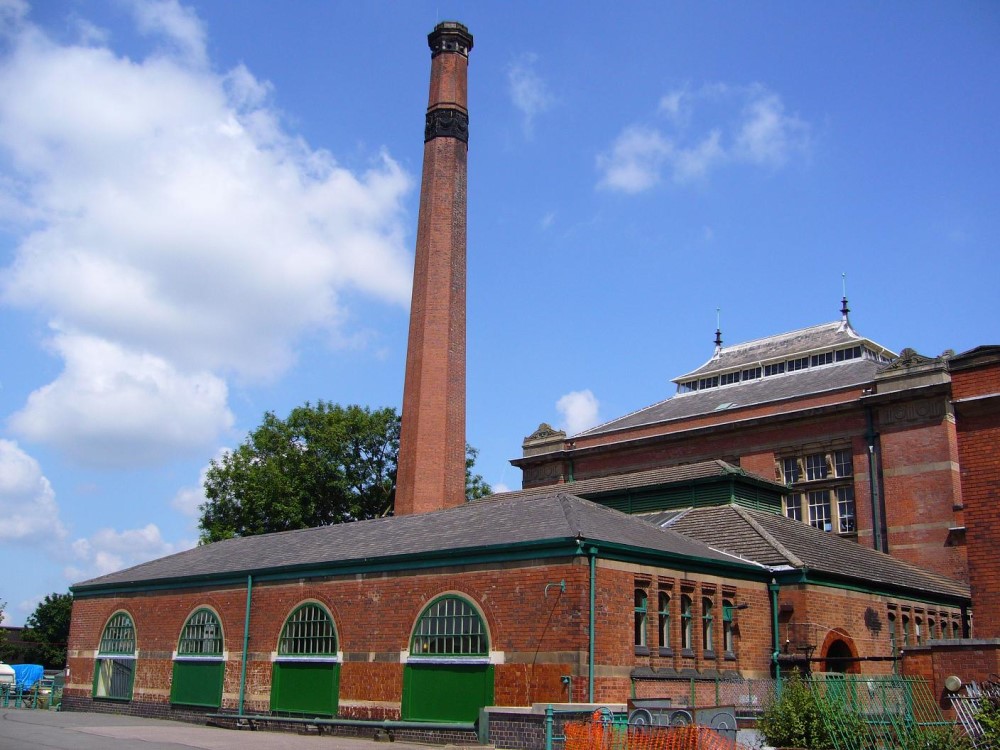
0;709;447;750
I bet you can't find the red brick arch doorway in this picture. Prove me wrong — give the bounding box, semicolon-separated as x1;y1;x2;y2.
820;629;860;674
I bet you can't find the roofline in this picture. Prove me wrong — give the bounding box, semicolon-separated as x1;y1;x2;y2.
774;567;970;607
513;386;865;469
71;530;766;598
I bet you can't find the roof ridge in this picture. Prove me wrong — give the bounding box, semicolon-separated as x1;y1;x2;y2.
732;506;804;568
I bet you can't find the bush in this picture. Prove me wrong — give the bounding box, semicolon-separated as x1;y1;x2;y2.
757;673;834;749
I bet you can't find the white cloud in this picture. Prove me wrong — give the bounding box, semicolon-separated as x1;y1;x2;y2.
65;523;193;581
0;439;66;543
170;452;223;517
8;333;234;467
0;3;414;465
597;126;673;193
507;53;553;137
556;389;600;436
493;482;511;494
598;83;810;193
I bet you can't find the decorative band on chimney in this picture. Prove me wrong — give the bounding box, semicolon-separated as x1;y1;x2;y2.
425;108;469;143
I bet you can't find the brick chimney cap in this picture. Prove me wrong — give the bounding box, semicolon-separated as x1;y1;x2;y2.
428;21;473;57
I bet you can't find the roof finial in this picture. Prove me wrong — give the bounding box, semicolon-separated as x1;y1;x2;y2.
840;273;850;319
714;308;723;353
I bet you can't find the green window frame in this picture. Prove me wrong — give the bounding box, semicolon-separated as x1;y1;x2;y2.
657;592;671;653
278;603;338;657
634;589;648;649
93;612;136;701
681;595;693;651
410;596;487;658
171;608;225;708
702;597;714;654
722;600;735;656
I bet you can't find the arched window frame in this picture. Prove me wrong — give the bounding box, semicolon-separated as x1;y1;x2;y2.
273;602;341;663
406;595;491;665
634;589;648;653
680;595;693;652
174;607;224;661
657;592;672;655
93;611;136;701
887;613;897;655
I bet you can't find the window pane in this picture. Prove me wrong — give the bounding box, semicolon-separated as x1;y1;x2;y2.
178;609;223;655
279;604;337;655
806;453;828;481
834;449;853;478
658;593;670;649
634;590;647;647
808;490;832;531
99;613;136;655
784;493;803;522
782;458;800;484
837;486;856;533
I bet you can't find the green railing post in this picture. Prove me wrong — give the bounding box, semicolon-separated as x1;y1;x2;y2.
545;705;554;750
238;574;253;716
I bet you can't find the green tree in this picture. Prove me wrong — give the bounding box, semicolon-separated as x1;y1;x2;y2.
465;444;493;501
199;402;491;543
22;592;73;669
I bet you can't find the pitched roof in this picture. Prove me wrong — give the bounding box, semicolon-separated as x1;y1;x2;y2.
675;320;894;380
658;505;969;600
576;358;880;437
73;492;744;592
495;460;784;500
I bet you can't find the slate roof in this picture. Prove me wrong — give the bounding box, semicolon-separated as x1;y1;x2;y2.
576;358;881;437
675;321;894;380
657;505;970;600
73;492;746;592
493;460;784;501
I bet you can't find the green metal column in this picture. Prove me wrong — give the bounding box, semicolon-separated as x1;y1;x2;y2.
238;574;253;716
769;578;782;694
588;545;597;703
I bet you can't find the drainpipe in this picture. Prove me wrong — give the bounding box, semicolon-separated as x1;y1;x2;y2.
588;545;597;703
769;578;781;694
865;406;884;553
238;574;253;716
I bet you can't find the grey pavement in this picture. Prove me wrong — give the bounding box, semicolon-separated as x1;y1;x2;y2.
0;709;454;750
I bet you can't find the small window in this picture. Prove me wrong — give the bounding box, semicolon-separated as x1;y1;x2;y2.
634;589;648;650
702;597;714;654
741;367;761;381
902;615;911;646
722;600;735;656
720;372;739;385
765;362;785;377
888;613;897;654
837;487;856;533
808;490;832;531
782;457;800;484
658;592;671;652
915;617;923;646
928;618;936;641
699;376;719;390
681;595;693;651
805;453;828;481
834;449;853;478
94;612;136;701
784;494;803;522
811;352;834;367
411;596;487;656
787;357;809;372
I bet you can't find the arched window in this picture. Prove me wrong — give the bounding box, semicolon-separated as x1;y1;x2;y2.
271;603;340;717
680;595;693;651
171;608;224;708
902;614;911;647
404;595;493;722
702;597;714;655
411;596;487;656
93;612;136;701
722;599;735;656
634;589;648;650
657;592;671;653
887;613;897;654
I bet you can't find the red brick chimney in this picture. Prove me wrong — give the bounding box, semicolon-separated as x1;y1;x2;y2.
395;22;473;516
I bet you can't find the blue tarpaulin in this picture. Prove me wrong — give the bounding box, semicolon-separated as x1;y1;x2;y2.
11;664;44;690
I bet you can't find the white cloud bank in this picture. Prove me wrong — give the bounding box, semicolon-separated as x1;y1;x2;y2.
0;439;66;542
507;53;554;138
556;389;600;436
0;1;413;466
597;83;810;193
66;523;194;582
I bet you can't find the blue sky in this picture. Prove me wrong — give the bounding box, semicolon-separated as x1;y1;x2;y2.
0;0;997;625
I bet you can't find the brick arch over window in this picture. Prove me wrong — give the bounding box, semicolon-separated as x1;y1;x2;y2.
403;593;494;722
171;607;225;708
271;601;341;717
820;628;860;674
93;610;136;701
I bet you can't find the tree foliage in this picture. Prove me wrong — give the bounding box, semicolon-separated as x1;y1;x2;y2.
22;592;73;669
199;402;491;543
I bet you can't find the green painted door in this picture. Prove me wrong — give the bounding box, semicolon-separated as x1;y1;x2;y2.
401;663;494;722
270;662;340;716
170;660;224;707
